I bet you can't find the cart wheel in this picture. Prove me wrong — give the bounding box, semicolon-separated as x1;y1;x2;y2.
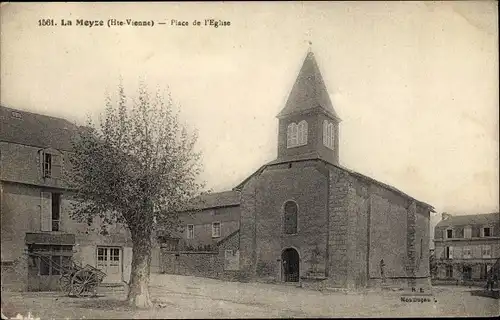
59;273;72;294
71;269;98;297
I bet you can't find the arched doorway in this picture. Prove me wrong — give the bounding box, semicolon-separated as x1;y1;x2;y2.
282;248;300;282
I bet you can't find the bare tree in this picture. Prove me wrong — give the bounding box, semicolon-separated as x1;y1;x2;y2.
68;81;204;308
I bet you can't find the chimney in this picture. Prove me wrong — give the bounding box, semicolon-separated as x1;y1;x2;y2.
441;212;451;221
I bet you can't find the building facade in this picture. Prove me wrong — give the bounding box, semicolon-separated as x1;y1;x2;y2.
0;106;160;291
166;51;435;290
433;212;500;284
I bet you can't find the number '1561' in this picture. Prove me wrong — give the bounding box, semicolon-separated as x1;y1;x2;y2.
39;19;56;26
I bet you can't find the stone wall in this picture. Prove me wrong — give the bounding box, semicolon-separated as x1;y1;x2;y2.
238;175;259;281
218;230;241;281
368;193;408;279
327;167;350;287
250;161;329;283
161;250;221;279
327;168;371;289
347;175;370;288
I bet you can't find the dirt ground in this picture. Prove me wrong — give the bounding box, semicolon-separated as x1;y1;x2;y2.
2;274;499;319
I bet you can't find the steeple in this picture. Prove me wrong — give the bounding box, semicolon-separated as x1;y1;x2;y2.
275;50;341;165
277;51;340;121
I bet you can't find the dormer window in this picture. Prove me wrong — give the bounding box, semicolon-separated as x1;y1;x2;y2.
323;120;334;149
287;121;308;148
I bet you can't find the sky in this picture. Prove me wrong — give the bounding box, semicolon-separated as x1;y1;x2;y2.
1;2;498;226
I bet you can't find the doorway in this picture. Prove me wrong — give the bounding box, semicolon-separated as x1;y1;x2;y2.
282;248;300;282
96;247;122;283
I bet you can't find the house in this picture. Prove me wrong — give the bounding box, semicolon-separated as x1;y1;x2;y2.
433;212;500;285
0;106;161;291
162;50;435;290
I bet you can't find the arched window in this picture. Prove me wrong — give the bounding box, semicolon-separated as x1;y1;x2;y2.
283;200;298;234
287;122;298;148
323;120;335;149
298;121;308;145
287;121;308;148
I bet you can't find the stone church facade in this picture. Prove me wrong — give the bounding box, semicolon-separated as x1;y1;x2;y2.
168;51;435;290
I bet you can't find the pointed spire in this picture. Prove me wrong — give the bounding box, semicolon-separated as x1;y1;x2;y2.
277;50;340;120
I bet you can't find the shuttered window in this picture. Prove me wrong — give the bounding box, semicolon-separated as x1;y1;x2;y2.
39;149;63;179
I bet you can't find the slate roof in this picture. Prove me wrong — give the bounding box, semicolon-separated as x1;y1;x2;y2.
277;51;340;120
436;212;500;228
182;190;240;211
0;105;79;151
233;153;435;211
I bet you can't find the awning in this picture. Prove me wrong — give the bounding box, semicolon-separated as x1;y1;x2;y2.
25;233;76;245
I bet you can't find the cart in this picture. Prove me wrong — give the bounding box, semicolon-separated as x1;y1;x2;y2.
26;251;107;297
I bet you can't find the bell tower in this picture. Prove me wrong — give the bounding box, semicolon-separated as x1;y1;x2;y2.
276;51;341;165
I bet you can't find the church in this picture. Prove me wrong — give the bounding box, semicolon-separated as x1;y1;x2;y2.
163;50;435;290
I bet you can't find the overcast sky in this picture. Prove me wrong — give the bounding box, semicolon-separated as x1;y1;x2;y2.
1;2;498;220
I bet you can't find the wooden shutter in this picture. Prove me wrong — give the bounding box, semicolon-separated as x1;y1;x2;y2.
51;153;63;179
454;247;462;259
40;192;52;231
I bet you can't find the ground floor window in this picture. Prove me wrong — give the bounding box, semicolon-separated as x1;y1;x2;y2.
96;246;123;283
28;244;73;276
480;264;491;280
445;265;453;278
462;266;472;280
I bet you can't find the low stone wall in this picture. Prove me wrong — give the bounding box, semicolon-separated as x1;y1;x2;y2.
160;248;244;282
161;251;222;279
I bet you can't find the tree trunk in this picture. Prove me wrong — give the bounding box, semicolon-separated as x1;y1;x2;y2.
127;226;153;308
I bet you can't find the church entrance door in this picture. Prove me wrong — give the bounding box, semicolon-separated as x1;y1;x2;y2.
282;248;299;282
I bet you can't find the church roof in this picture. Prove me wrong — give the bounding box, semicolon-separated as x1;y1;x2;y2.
277;51;340;120
435;212;499;228
0;105;79;151
233;154;435;212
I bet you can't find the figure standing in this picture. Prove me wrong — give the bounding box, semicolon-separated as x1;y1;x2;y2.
380;259;386;284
